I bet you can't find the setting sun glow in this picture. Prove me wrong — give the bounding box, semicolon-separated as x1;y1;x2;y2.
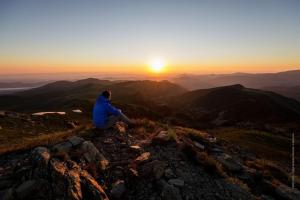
149;58;166;73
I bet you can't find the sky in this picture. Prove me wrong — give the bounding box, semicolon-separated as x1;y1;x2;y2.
0;0;300;75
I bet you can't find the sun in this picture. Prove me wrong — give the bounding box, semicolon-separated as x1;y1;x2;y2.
149;58;166;73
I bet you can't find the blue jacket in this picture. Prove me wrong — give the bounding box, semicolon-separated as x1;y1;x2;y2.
93;95;121;128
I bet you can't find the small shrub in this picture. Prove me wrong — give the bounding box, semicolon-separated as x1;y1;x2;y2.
135;127;147;135
167;128;177;141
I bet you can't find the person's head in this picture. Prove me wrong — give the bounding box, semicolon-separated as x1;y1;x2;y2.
102;90;112;100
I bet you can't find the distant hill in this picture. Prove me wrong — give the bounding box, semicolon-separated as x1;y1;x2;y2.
0;79;187;117
0;81;47;88
167;84;300;128
262;85;300;101
172;69;300;90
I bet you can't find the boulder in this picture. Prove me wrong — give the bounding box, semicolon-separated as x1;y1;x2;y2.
52;141;73;153
67;169;82;200
49;159;109;200
80;170;109;200
80;141;108;165
68;136;85;146
31;147;51;178
49;159;67;197
111;180;126;199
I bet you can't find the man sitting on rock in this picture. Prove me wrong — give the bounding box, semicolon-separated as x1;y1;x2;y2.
93;90;134;129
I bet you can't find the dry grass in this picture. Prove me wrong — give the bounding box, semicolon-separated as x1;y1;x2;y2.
0;125;89;155
133;118;157;129
196;152;226;177
245;159;298;189
207;127;300;176
173;126;208;144
135;127;147;135
226;177;250;191
167;128;177;141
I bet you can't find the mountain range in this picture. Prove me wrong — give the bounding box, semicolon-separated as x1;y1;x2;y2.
1;78;299;132
172;69;300;101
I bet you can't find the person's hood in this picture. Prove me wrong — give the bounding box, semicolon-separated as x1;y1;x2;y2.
97;95;109;103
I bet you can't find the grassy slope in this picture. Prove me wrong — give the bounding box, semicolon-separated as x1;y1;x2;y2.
207;127;300;175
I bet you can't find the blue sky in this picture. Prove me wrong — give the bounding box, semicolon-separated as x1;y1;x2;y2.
0;0;299;74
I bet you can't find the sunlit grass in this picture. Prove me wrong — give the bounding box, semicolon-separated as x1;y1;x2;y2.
0;125;89;154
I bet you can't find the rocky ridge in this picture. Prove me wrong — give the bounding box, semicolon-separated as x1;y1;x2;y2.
0;119;299;200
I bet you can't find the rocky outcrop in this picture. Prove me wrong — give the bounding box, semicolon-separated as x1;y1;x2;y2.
1;137;109;200
0;124;299;200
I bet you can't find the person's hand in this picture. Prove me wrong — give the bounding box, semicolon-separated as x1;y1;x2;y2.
118;109;122;113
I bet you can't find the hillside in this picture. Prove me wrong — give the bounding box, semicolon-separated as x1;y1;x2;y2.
0;120;299;200
167;84;300;129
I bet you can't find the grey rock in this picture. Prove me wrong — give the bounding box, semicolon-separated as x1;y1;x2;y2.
50;159;67;197
32;147;51;178
67;169;82;200
68;136;85;146
215;153;243;172
80;170;109;200
111;180;126;199
79;141;108;169
194;141;205;150
49;158;109;200
52;141;73;153
152;131;170;144
165;168;176;179
210;147;223;154
168;179;185;187
66;121;77;129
